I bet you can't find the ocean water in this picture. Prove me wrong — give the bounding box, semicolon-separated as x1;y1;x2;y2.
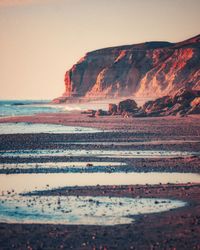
0;100;63;117
0;100;105;134
0;99;110;118
0;97;150;118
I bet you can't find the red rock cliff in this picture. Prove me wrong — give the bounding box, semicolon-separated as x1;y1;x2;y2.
54;35;200;103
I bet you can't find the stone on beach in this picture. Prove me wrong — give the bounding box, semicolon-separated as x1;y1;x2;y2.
95;109;108;117
108;104;118;115
117;99;138;114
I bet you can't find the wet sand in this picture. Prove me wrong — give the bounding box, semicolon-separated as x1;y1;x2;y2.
0;113;200;249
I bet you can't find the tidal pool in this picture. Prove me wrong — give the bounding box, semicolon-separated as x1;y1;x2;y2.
0;122;102;134
0;161;126;170
0;171;194;226
54;140;200;146
0;195;186;225
1;149;198;158
0;172;200;194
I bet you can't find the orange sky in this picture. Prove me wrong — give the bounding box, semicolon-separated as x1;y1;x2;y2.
0;0;199;100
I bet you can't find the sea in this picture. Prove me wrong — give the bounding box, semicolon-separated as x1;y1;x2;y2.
0;99;112;118
0;100;64;117
0;97;150;118
0;99;108;133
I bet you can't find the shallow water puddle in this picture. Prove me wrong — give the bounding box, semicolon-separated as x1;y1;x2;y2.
0;171;194;225
54;140;200;146
0;172;199;194
1;149;199;158
0;195;186;225
0;161;126;170
0;122;102;134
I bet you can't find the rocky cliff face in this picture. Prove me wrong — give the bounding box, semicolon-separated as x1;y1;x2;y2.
54;35;200;103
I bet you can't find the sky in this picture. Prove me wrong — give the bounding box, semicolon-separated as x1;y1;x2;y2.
0;0;199;100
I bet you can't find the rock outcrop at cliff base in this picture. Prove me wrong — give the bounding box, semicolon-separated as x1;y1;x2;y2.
53;34;200;103
80;88;200;117
107;88;200;117
139;88;200;116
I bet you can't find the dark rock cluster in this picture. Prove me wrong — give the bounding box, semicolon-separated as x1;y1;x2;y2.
140;88;200;117
82;99;139;117
82;88;200;118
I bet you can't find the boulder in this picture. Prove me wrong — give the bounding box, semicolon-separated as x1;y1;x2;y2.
188;97;200;114
108;103;118;114
95;109;108;116
164;103;185;116
118;99;138;114
143;96;172;114
172;88;199;107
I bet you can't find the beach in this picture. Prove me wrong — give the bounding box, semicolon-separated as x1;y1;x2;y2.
1;0;199;248
0;112;200;249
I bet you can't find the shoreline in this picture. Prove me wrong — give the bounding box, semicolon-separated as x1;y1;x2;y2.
0;112;200;131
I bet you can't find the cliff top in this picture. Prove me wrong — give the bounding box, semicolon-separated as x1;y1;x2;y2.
87;34;200;56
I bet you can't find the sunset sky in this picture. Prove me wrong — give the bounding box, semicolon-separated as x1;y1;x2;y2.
0;0;199;100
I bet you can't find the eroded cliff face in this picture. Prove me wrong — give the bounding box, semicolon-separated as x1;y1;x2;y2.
54;35;200;103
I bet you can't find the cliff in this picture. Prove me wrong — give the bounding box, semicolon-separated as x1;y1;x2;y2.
53;34;200;103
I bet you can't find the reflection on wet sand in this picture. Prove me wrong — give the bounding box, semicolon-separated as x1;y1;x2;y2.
54;140;200;146
0;122;102;134
0;195;186;225
1;149;199;158
0;161;126;170
0;172;200;194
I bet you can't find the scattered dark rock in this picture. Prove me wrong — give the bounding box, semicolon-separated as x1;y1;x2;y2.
95;109;108;116
142;88;200;117
118;99;138;114
81;110;95;115
80;88;200;118
86;163;93;167
108;104;118;115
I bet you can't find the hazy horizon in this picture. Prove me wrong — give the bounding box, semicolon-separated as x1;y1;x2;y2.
0;0;200;100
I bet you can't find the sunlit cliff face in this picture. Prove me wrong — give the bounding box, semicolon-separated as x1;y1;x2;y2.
62;35;200;100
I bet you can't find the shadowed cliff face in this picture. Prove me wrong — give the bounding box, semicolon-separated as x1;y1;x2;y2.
56;35;200;102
